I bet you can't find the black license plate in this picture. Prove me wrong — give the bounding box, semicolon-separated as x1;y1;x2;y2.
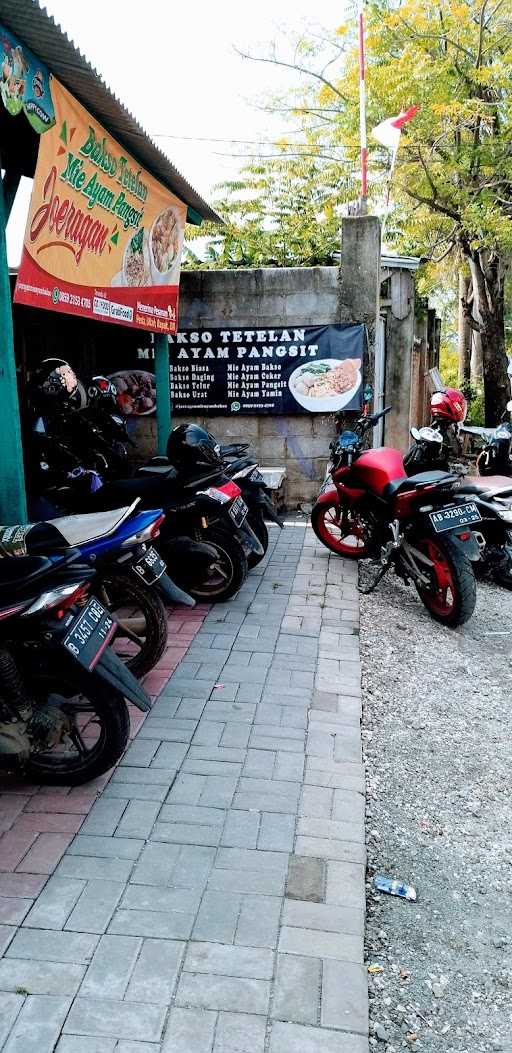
132;546;166;585
63;598;116;670
429;502;481;533
229;496;248;527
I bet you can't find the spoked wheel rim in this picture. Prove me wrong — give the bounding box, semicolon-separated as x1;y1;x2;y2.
28;689;108;776
315;501;367;556
417;538;456;616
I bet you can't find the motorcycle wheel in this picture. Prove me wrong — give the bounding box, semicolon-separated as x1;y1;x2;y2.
247;512;269;568
414;536;476;627
191;525;248;602
98;570;168;678
311;499;369;558
25;675;130;785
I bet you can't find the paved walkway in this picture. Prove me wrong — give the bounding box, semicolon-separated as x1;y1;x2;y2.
0;524;367;1053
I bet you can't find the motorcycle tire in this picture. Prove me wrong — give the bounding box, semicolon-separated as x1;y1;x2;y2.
414;535;476;627
191;525;248;602
25;674;130;785
98;570;168;678
247;512;269;569
311;499;369;558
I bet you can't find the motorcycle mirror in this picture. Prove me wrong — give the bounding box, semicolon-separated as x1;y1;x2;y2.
410;427;422;440
507;400;512;412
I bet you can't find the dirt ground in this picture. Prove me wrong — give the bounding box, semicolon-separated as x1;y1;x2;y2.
361;572;512;1053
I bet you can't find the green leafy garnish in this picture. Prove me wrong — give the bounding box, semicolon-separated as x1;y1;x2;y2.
130;228;144;255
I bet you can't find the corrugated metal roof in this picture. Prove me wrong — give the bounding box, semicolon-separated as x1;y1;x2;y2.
381;254;422;271
0;0;222;224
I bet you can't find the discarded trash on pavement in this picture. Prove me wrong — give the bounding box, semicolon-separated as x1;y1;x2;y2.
374;875;417;901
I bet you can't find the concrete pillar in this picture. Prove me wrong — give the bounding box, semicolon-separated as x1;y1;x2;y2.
383;270;415;450
338;216;381;423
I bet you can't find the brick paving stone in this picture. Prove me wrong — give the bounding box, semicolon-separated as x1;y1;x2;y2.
0;992;24;1047
57;856;134;883
54;1037;117;1052
258;812;296;852
125;938;184;1003
272;953;321;1024
234;894;281;949
22;876;85;930
0;957;85;995
192;890;241;943
109;907;194;941
279;925;362;963
214;1011;266;1052
295;835;366;865
67;835;143;860
269;1021;368;1053
80;935;141;1000
221;810;260;849
0;874;46;898
175;972;270;1015
3;993;71;1053
283;899;364;935
65;880;124;934
184;941;273;979
161;1007;216;1053
5;928;98;964
321;959;369;1034
64;998;166;1042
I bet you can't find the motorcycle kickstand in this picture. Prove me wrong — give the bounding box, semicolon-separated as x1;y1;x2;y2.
358;561;392;595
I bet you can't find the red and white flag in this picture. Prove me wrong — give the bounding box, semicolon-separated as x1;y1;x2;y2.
371;106;419;152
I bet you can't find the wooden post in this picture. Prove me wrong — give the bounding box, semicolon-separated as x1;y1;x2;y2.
154;333;172;455
0;169;27;523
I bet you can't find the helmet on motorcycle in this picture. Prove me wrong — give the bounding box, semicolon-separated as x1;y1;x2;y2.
430;388;466;423
166;423;222;469
88;376;118;405
30;358;80;410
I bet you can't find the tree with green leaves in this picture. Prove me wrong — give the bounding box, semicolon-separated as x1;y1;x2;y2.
198;2;512;423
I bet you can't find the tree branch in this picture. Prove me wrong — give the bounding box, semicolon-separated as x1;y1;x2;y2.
234;47;349;102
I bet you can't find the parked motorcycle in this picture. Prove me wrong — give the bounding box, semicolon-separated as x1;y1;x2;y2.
312;406;481;627
476;401;512;476
404;420;512;590
0;504;177;678
0;552;150;784
140;424;284;567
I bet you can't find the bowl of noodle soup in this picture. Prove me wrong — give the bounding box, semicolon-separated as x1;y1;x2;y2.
122;228;151;287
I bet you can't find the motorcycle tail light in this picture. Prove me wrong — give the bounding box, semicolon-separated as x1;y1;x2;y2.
218;481;242;500
21;583;87;617
150;514;166;539
457;531;471;541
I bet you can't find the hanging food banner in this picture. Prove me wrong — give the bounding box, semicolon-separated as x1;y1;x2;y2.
14;78;186;333
0;24;54;133
106;324;365;415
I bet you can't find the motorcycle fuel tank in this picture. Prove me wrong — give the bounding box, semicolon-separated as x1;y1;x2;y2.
349;447;407;496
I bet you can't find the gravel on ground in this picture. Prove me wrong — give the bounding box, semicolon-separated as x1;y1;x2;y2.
360;573;512;1053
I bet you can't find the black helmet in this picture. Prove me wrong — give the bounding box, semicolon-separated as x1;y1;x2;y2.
166;423;221;469
88;376;118;405
30;358;80;411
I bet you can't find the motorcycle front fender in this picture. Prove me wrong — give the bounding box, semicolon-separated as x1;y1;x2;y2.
157;570;196;608
237;519;265;557
93;647;151;711
253;490;284;527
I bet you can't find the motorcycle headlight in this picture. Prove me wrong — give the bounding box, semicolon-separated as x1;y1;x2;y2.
496;508;512;523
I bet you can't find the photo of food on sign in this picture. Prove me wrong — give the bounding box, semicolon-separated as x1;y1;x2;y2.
109;370;156;415
289;357;362;411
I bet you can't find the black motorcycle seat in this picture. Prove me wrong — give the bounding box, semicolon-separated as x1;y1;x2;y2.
85;476;179;512
0;507;136;555
383;469;456;500
138;465;179;479
0;555;52;590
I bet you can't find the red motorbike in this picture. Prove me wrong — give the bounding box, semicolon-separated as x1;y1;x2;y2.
312;407;482;627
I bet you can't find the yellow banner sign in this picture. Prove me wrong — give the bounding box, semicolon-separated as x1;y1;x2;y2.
15;78;187;333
